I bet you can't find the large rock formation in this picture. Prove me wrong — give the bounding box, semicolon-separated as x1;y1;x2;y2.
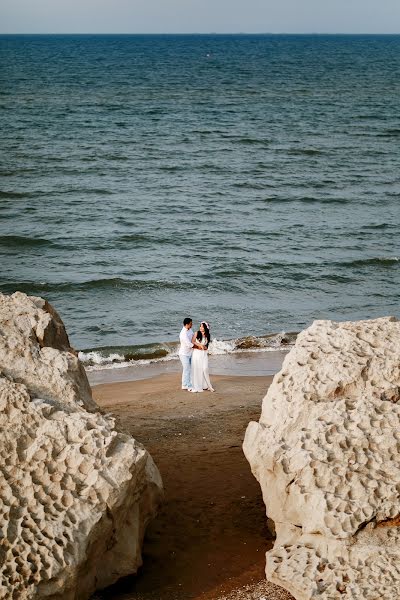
244;317;400;599
0;292;163;599
0;291;95;411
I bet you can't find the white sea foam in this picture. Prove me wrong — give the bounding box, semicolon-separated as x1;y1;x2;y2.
79;348;180;371
208;338;236;355
268;331;290;347
78;351;125;366
79;331;295;372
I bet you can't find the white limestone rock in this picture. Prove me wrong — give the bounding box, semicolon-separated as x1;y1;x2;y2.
243;317;400;599
0;292;163;599
0;291;96;411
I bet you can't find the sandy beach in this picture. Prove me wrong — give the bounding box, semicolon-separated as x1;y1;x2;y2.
90;364;293;600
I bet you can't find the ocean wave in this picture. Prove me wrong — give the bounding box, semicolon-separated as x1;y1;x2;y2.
377;129;400;137
337;257;399;268
233;182;272;190
0;277;186;295
54;188;114;196
0;235;57;249
0;168;39;176
285;148;324;156
79;331;297;371
116;233;177;246
0;187;113;199
158;165;185;173
79;351;126;366
244;257;400;273
0;190;38;199
361;223;395;230
254;195;350;205
298;196;350;205
220;136;270;146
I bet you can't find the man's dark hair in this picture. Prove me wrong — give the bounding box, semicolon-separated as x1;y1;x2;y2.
183;317;192;326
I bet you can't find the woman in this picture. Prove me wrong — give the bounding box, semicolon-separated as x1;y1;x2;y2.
190;321;214;392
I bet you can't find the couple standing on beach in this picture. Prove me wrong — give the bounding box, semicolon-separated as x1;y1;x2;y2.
179;317;214;393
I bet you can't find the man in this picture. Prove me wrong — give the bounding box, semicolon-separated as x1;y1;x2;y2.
179;317;194;390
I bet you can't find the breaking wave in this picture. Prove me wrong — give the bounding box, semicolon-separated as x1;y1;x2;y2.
79;330;297;371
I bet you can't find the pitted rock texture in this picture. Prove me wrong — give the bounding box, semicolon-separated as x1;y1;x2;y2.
0;293;163;599
243;317;400;599
0;291;96;410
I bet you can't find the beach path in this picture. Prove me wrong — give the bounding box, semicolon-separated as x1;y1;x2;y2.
91;372;291;600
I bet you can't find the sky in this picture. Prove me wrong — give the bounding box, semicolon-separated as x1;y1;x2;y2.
1;0;399;34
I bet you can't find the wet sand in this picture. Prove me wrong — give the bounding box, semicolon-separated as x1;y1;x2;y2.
91;371;293;600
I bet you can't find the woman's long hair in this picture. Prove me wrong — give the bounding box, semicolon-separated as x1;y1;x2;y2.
196;322;211;348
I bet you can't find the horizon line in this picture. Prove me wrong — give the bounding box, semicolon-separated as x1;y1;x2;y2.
1;31;400;36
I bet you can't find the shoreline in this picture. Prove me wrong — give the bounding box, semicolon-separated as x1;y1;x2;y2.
91;366;293;600
87;349;287;386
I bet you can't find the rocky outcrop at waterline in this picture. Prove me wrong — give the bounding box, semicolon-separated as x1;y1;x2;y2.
0;292;163;599
244;317;400;599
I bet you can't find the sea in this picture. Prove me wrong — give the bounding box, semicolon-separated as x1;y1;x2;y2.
1;34;399;371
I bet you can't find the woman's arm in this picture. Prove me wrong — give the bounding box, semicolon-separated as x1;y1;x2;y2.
192;332;205;349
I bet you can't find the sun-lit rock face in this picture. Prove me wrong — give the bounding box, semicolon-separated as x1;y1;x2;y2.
0;292;163;599
0;291;96;411
244;317;400;599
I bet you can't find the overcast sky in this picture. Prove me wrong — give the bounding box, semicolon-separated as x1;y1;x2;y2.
1;0;399;34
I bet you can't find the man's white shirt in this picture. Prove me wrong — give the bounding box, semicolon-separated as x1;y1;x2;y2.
179;327;194;356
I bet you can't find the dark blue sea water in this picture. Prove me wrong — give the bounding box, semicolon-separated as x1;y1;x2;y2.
1;34;399;364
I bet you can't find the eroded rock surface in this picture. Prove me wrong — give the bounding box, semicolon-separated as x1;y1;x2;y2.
0;292;163;599
244;317;400;599
0;292;95;410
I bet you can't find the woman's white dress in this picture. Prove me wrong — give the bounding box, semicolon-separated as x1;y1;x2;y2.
191;336;213;392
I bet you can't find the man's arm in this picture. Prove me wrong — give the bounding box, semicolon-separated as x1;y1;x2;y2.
180;330;193;352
